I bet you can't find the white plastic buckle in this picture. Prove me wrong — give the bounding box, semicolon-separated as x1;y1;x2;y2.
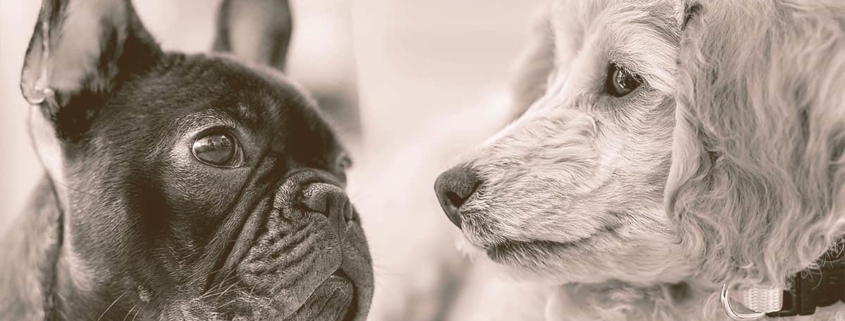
721;284;776;320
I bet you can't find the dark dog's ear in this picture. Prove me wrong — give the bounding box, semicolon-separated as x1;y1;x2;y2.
213;0;293;72
20;0;161;140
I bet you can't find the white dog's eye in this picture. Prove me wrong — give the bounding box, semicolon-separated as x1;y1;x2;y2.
606;63;642;97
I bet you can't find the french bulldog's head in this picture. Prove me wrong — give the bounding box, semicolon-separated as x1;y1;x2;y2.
19;0;372;320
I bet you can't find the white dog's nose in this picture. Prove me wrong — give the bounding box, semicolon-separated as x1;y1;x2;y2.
434;165;481;228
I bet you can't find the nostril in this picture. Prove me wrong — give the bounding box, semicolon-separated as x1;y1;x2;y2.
301;183;353;227
446;191;467;209
301;189;330;215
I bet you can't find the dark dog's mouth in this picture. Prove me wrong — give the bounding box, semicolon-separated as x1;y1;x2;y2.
179;268;360;321
333;270;358;321
284;268;357;321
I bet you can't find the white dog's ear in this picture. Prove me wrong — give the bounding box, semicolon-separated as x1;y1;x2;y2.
508;5;555;120
20;0;162;140
680;2;701;31
666;1;845;288
213;0;293;72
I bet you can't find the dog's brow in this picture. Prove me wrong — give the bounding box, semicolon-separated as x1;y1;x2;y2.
178;110;238;133
235;102;261;123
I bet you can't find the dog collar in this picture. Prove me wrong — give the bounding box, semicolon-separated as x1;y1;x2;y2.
721;240;845;319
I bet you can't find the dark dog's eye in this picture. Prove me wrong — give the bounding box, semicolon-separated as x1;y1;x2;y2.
606;63;642;97
192;133;243;167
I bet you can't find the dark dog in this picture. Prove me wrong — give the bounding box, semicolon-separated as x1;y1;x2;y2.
0;0;373;320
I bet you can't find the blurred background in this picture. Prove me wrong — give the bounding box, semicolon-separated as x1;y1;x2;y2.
0;0;546;320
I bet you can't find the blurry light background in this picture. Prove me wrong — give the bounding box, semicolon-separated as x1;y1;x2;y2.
0;0;545;320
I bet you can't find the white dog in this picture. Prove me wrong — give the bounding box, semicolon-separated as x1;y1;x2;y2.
435;1;845;320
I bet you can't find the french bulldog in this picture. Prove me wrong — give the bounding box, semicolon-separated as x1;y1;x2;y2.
0;0;373;320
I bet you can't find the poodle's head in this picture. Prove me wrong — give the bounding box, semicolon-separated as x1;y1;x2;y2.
437;0;845;293
435;0;691;285
667;0;845;289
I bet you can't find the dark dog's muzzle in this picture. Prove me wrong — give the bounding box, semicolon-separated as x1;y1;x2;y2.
179;170;372;321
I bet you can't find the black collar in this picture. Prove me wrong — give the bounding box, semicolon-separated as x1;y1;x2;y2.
766;241;845;317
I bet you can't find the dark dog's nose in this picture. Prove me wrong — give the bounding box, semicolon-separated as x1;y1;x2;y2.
434;165;481;228
301;183;353;237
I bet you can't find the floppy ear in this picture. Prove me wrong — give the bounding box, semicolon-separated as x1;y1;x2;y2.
20;0;161;140
666;1;845;288
213;0;293;72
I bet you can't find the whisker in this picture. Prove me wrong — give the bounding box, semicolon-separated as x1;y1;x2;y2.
202;269;238;299
216;281;239;300
131;307;140;321
52;179;101;197
97;291;127;321
216;297;241;310
122;305;136;321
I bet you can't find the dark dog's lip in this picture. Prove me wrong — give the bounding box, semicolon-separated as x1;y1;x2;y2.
284;268;356;321
332;270;359;321
338;221;374;321
181;267;363;321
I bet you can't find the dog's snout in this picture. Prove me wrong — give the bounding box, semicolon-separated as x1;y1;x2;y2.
301;183;353;235
434;165;482;228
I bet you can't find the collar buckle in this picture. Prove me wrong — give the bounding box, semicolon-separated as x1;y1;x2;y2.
766;255;845;317
721;285;768;320
721;241;845;319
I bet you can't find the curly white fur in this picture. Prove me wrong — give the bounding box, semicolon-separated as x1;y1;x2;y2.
666;0;845;318
445;0;845;320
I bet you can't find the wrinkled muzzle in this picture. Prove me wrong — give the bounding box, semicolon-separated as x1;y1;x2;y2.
177;170;373;321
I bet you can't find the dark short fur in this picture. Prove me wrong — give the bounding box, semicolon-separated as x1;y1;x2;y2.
0;0;373;320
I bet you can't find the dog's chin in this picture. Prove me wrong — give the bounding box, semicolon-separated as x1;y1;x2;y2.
456;227;687;286
176;271;359;321
454;235;584;284
284;270;361;321
456;236;490;262
282;270;359;321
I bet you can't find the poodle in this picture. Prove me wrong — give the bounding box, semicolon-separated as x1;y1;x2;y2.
434;1;845;320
